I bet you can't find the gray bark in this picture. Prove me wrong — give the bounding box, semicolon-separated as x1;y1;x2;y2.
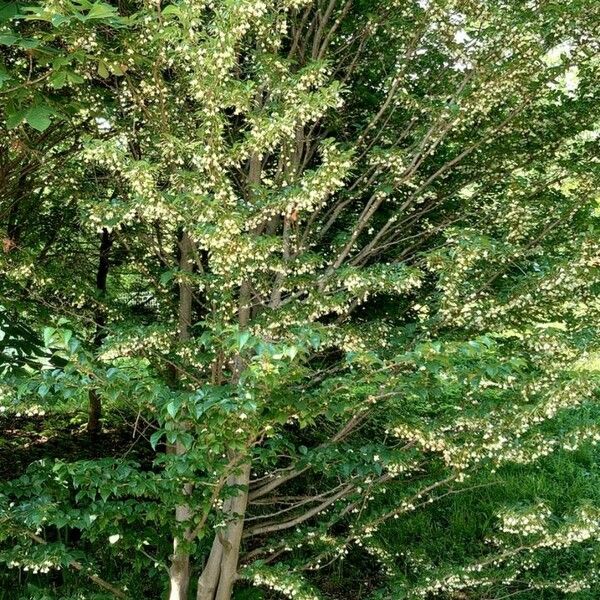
168;231;194;600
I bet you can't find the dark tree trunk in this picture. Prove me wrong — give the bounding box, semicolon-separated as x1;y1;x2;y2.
87;228;112;436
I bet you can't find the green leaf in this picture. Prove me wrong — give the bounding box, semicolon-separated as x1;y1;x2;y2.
67;337;81;353
0;66;11;88
18;38;40;49
43;327;56;347
0;33;18;46
5;109;25;129
85;3;118;20
166;398;182;418
51;14;71;26
109;63;125;76
238;331;251;351
161;5;182;17
66;71;84;84
150;431;163;450
24;106;53;132
178;432;194;450
97;60;109;79
285;345;298;360
49;70;68;89
160;269;176;286
0;3;19;22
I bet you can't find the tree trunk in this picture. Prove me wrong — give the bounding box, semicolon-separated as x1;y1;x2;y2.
196;530;224;600
168;230;194;599
88;389;102;437
169;486;193;600
87;228;112;436
214;463;251;600
196;463;251;600
197;280;252;600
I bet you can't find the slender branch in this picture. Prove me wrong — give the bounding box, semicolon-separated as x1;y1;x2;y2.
248;411;368;501
244;483;355;538
25;531;129;599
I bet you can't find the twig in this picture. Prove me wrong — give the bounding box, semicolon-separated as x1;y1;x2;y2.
25;531;129;599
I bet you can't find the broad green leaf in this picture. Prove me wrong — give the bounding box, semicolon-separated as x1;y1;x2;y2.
24;106;53;131
43;327;56;347
150;431;163;450
18;38;40;49
49;70;68;89
0;3;19;22
85;3;118;20
5;109;24;130
0;67;11;88
0;33;18;46
166;398;182;418
160;269;176;286
110;63;125;76
161;5;182;17
51;14;71;26
238;331;251;350
97;60;110;79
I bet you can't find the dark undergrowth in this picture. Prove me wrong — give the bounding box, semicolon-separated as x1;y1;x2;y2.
0;412;154;480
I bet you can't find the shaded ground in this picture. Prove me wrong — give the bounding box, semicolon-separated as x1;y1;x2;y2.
0;413;154;480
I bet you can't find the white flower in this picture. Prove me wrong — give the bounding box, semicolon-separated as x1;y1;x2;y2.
454;30;470;45
563;66;580;93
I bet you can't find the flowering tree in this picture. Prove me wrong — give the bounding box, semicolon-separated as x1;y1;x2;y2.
1;1;599;599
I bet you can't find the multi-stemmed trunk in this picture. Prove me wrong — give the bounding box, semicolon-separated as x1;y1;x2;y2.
168;145;261;600
196;464;251;600
197;281;253;599
167;230;253;600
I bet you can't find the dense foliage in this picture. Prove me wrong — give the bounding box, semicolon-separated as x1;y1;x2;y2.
1;1;599;599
